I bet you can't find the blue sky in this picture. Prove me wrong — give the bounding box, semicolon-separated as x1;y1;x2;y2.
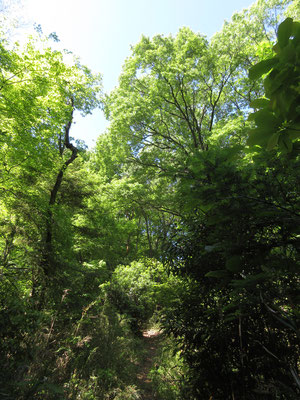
23;0;255;148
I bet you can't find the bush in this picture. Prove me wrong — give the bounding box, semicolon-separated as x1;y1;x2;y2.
107;258;181;334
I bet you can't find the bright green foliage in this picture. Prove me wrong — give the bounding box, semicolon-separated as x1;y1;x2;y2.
0;31;102;281
248;17;300;152
1;1;300;399
285;0;300;20
105;22;255;169
91;130;181;264
100;0;297;225
107;258;181;333
0;25;103;399
149;336;187;400
97;1;299;398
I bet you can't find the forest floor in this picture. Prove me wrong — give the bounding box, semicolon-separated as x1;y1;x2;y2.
136;328;161;399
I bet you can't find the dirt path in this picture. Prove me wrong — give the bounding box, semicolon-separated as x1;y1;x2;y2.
136;328;161;400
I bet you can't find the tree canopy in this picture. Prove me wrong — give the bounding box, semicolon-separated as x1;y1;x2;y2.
0;1;299;399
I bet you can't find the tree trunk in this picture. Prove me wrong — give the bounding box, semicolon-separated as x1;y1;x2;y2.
42;100;78;276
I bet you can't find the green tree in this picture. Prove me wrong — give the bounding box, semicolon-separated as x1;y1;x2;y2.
248;17;300;153
161;16;300;400
101;0;296;223
0;28;102;398
0;32;102;284
99;1;300;398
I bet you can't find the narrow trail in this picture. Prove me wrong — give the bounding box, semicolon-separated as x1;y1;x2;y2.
136;328;161;400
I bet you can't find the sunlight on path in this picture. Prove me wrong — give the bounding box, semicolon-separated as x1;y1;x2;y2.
136;329;161;400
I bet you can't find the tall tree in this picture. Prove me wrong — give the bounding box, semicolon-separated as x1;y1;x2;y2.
97;1;300;398
0;30;102;288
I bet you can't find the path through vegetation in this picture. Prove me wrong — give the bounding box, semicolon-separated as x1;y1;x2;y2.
136;329;161;399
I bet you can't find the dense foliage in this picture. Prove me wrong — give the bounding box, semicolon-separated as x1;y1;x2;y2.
0;0;299;399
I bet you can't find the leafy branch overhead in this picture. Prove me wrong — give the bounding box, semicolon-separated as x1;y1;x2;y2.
0;1;299;399
248;17;300;153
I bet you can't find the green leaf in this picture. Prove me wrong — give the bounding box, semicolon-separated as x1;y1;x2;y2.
291;21;300;44
272;42;280;54
250;98;270;108
266;131;280;150
253;109;277;128
287;125;300;140
275;314;298;332
277;18;293;48
41;383;65;394
247;127;268;146
231;272;270;289
249;58;278;80
279;47;295;68
248;113;256;122
226;256;242;272
224;313;240;322
278;134;293;152
205;270;229;279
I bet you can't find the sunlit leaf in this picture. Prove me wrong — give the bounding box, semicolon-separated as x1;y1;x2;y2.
277;17;293;48
249;58;277;80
